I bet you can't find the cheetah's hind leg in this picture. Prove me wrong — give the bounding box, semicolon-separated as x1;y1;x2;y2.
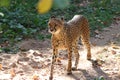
81;35;91;60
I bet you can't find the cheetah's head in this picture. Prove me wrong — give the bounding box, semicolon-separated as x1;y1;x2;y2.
48;16;64;34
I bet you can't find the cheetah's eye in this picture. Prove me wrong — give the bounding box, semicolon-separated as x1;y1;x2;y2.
54;24;57;27
53;25;56;30
48;23;52;27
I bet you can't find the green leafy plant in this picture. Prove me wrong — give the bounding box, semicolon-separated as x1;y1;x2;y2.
94;76;105;80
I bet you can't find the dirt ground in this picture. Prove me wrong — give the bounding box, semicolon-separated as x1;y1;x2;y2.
0;21;120;80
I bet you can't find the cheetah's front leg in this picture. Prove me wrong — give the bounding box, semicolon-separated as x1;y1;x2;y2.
67;47;72;75
49;49;58;80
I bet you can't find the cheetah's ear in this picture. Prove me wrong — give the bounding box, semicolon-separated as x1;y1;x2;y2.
61;17;64;21
51;15;55;18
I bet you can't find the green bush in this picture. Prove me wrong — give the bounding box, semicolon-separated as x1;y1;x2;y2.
0;0;50;41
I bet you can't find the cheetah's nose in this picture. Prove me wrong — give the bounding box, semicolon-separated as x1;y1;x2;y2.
50;29;54;32
49;28;54;32
48;28;54;33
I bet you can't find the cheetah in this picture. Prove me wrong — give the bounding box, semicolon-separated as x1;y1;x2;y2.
48;15;91;80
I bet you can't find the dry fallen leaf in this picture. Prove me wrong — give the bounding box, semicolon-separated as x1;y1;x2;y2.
32;75;39;80
112;46;120;49
0;64;2;70
56;57;62;63
10;68;16;77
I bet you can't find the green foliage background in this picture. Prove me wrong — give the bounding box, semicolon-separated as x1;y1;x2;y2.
0;0;120;52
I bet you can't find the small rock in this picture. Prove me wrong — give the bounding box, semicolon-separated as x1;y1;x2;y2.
17;57;30;65
95;35;104;39
18;52;27;57
2;66;10;70
33;56;44;62
46;59;51;62
0;57;3;62
9;63;17;68
91;43;97;46
28;49;35;54
95;35;100;38
94;30;99;34
111;50;116;55
103;28;110;31
116;33;120;38
33;52;43;57
18;57;30;62
28;61;42;69
16;70;24;74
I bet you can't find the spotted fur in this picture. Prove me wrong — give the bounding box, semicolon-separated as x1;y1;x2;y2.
48;15;91;80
